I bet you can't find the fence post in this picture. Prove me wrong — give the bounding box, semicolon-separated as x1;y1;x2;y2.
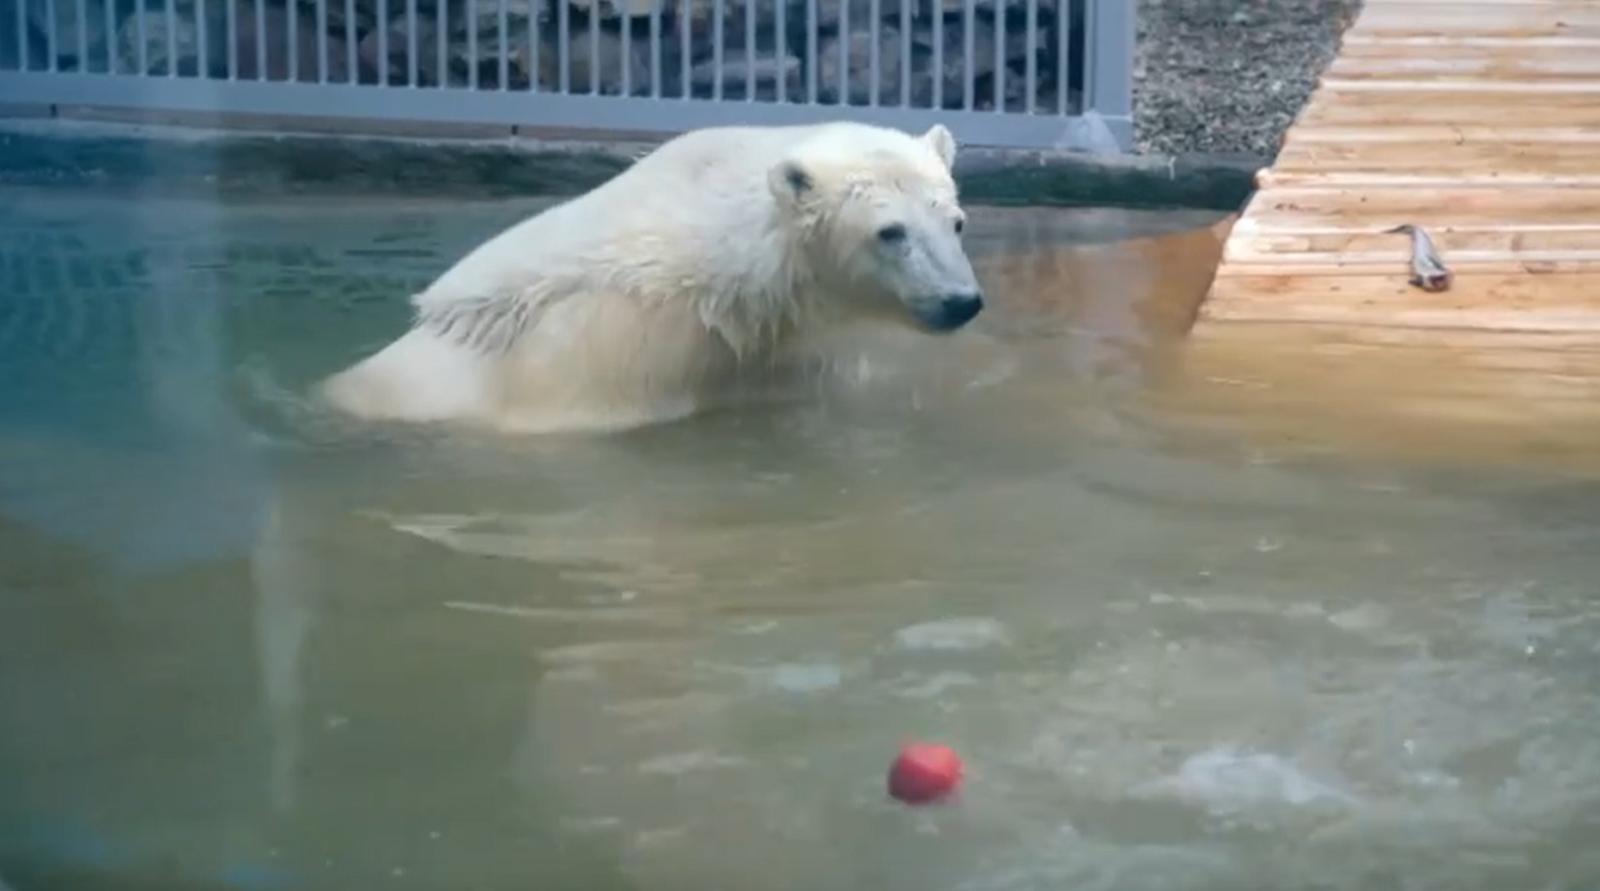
1086;0;1133;146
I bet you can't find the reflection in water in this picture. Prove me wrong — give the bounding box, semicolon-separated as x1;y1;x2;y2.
2;191;1600;890
1158;322;1600;478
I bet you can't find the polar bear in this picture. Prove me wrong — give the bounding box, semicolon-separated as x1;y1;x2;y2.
318;121;985;434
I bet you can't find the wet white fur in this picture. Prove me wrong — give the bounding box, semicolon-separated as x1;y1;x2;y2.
319;121;967;434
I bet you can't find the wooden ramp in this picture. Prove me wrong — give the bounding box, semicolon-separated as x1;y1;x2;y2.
1166;1;1600;474
1198;0;1600;333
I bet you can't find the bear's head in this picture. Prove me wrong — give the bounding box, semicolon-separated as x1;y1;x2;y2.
768;124;984;334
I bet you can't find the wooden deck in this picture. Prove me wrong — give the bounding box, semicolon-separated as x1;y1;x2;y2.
1197;0;1600;334
1169;1;1600;474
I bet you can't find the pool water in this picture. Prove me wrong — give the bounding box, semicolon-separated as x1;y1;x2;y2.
2;189;1598;891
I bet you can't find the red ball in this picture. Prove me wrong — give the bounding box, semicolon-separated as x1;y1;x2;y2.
887;742;964;804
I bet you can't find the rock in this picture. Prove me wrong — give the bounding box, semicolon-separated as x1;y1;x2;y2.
221;0;351;81
447;17;531;88
115;1;200;75
688;50;798;100
471;0;542;36
28;0;112;69
815;26;905;106
935;0;1065;15
564;0;654;18
114;0;348;80
910;14;1041;108
816;17;1039;108
804;0;1069;31
810;0;897;31
242;1;349;80
533;25;648;94
358;15;441;85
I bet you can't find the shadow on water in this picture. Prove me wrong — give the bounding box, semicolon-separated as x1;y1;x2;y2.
3;189;1600;891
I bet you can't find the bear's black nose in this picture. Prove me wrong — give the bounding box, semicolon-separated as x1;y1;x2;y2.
929;293;984;331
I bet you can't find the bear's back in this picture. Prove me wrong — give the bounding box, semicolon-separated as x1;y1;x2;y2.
414;121;938;307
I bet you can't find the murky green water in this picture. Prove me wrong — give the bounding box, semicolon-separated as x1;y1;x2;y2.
2;189;1598;891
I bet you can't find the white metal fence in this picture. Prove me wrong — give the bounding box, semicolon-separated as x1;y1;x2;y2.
0;0;1131;148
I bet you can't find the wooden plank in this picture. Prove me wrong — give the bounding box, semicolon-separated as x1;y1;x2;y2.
1319;79;1600;93
1299;94;1600;128
1214;260;1600;277
1308;88;1600;107
1198;0;1600;346
1224;228;1600;261
1328;53;1600;80
1350;4;1600;37
1342;35;1600;50
1339;36;1600;55
1233;186;1600;230
1202;273;1600;330
1273;141;1600;175
1363;1;1600;6
1284;126;1600;145
1254;171;1600;187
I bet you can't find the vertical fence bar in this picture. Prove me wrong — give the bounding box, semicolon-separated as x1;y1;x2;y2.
315;0;326;81
991;0;1001;110
435;0;445;86
866;0;876;106
166;0;178;76
530;0;540;90
285;0;295;78
677;0;688;97
406;0;416;85
711;0;721;99
310;0;326;80
587;0;597;93
931;0;942;108
497;0;506;89
13;0;25;70
836;0;846;104
742;0;751;100
469;0;480;88
1080;0;1090;109
252;0;264;79
648;0;659;96
1055;0;1067;113
774;0;785;101
104;0;117;72
76;0;88;70
129;0;143;73
196;0;208;75
345;0;356;82
800;0;812;101
558;0;569;91
376;0;388;83
620;0;631;94
45;0;57;72
1087;0;1130;141
960;0;971;109
897;0;907;106
1024;0;1035;111
226;0;237;77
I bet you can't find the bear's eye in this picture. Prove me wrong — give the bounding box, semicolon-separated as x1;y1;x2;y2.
954;218;965;235
877;224;907;244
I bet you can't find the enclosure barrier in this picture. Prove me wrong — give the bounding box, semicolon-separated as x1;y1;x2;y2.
0;0;1131;148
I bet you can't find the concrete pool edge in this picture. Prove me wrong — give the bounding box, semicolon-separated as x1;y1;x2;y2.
0;115;1260;212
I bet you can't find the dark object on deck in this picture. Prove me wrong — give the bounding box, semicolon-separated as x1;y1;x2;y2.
1388;224;1453;293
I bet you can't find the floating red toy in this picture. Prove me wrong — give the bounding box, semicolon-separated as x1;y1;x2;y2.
887;742;964;804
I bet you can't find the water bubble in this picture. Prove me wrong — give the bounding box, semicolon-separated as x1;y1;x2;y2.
894;617;1010;651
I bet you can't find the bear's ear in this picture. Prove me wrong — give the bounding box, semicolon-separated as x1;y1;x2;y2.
768;159;815;208
921;124;957;170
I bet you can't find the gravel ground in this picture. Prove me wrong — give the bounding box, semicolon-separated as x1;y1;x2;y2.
1134;0;1364;159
